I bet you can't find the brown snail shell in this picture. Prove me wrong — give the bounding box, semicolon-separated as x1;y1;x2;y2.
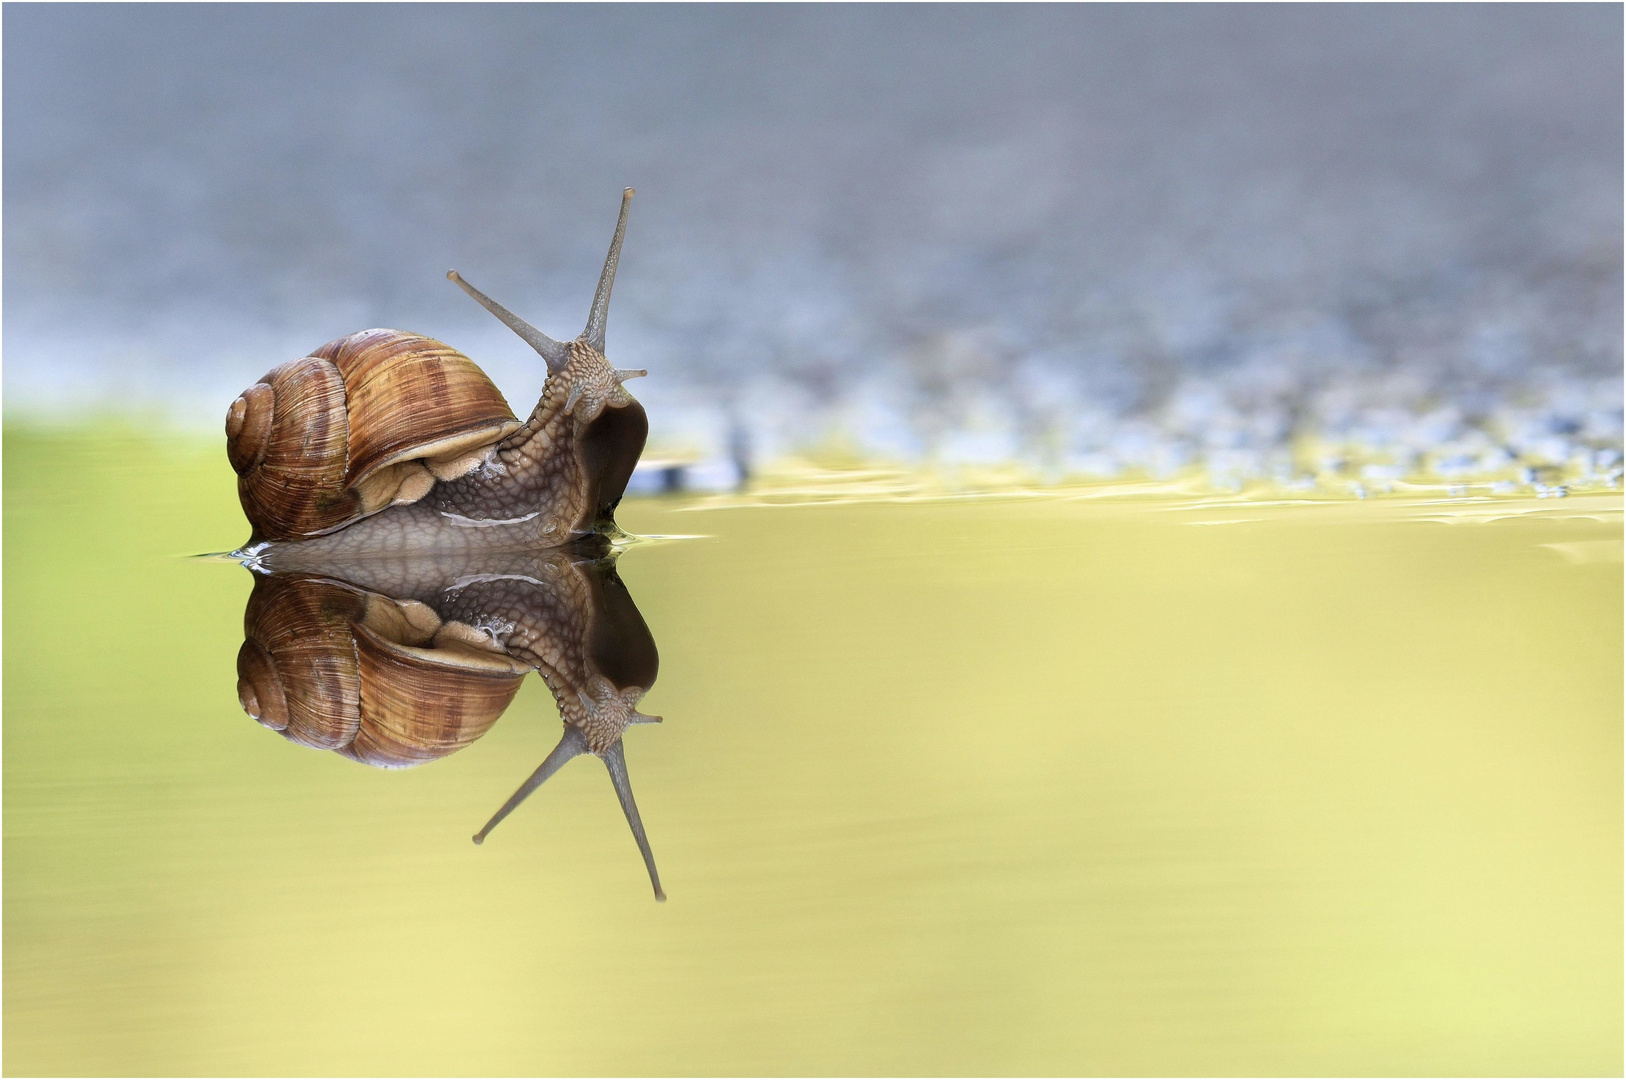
226;331;523;542
236;575;531;768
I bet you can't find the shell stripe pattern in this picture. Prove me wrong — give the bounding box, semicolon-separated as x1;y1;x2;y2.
347;621;527;767
237;576;531;768
229;330;522;540
310;330;520;483
234;356;357;542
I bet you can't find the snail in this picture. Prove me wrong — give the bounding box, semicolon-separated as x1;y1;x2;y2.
238;537;667;899
225;189;650;548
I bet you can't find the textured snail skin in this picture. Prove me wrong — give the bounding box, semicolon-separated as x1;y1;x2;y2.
412;342;648;540
249;501;560;559
430;547;659;753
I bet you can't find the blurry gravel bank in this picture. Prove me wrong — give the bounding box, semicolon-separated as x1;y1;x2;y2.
6;5;1619;495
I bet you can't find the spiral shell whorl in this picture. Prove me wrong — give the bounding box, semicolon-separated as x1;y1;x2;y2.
225;383;275;474
237;576;365;750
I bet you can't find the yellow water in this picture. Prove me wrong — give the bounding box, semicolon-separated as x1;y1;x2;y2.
5;427;1622;1076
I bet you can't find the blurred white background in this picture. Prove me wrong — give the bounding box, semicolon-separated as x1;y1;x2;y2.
5;5;1620;487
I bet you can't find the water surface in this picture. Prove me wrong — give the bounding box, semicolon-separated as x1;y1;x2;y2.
5;427;1621;1075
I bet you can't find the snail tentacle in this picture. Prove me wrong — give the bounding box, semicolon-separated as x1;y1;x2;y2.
582;188;633;353
472;724;589;844
447;269;571;372
470;724;665;901
602;737;664;902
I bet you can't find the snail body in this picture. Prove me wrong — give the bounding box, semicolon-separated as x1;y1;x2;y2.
227;189;648;546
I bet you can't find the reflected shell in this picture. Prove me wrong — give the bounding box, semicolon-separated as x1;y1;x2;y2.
236;575;531;768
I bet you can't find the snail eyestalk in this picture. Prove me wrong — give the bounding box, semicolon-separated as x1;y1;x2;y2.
447;269;571;373
472;725;589;844
583;188;634;353
602;737;665;901
471;726;665;903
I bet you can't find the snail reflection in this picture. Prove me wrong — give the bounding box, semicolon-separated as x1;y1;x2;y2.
237;541;665;900
224;190;671;900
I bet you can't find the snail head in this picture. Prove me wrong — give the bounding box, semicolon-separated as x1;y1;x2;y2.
447;189;645;422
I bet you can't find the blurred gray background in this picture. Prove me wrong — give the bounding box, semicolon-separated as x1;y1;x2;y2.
5;4;1621;484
